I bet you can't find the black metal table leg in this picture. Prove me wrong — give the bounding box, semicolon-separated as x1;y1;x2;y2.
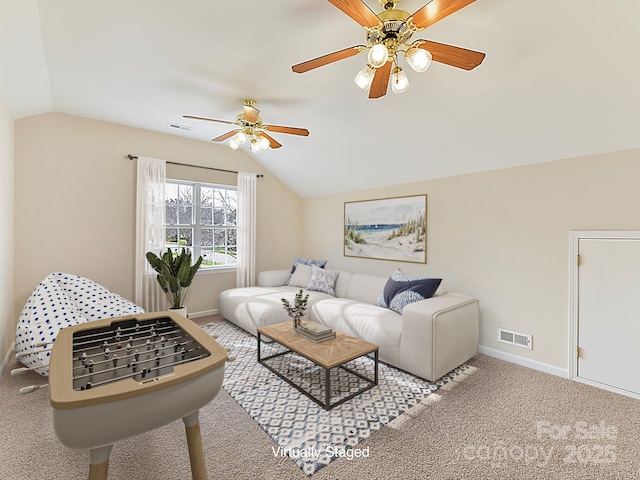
325;368;331;408
256;332;379;410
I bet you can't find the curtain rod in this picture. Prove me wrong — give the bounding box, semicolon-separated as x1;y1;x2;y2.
126;155;263;177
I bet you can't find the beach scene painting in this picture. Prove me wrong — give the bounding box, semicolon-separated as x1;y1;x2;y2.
344;194;427;263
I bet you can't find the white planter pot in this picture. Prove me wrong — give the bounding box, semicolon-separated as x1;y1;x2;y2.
169;306;187;318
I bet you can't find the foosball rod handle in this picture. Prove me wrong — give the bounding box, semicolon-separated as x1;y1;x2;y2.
16;347;52;359
19;384;49;394
11;366;47;376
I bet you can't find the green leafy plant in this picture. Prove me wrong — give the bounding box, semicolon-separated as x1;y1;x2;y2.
281;289;310;324
146;247;203;309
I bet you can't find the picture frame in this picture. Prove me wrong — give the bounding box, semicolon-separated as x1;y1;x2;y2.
344;194;427;263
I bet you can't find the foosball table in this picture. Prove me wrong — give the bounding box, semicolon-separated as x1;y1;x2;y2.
49;311;227;480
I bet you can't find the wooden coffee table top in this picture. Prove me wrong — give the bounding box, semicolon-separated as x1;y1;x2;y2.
257;321;378;370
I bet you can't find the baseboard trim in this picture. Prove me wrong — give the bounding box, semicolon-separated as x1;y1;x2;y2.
188;309;219;319
1;342;16;377
478;345;569;379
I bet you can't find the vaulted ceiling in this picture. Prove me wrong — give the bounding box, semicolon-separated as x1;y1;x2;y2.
1;0;639;197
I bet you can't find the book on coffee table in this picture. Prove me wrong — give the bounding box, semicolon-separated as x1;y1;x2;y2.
298;320;332;335
295;320;335;343
294;326;336;343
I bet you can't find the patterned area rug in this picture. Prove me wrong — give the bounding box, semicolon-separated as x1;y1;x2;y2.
203;321;474;476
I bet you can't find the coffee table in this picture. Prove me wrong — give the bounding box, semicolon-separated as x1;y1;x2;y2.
257;321;379;410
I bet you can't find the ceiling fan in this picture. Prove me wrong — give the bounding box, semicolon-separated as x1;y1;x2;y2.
183;99;310;152
292;0;486;98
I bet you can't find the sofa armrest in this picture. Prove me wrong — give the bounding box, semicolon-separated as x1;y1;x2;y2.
399;293;479;381
257;269;291;287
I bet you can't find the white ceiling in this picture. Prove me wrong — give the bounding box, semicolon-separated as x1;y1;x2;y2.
1;0;639;197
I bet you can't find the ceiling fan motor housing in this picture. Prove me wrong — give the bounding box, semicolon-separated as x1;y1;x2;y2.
236;113;263;128
368;9;413;48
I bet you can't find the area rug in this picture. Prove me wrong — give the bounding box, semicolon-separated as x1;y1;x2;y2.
203;321;475;476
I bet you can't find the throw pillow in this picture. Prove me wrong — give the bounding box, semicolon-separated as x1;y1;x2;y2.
290;256;328;273
376;269;442;314
288;263;313;288
306;265;339;296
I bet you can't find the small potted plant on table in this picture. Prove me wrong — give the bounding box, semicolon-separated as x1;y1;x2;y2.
281;289;309;329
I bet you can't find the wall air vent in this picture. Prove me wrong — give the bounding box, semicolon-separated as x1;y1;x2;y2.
167;123;193;131
497;328;532;350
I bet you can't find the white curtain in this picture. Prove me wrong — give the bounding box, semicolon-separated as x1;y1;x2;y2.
135;157;166;312
236;172;257;287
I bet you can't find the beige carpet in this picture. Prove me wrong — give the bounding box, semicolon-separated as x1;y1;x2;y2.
2;339;640;479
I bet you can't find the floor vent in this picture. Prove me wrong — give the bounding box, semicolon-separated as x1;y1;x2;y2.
497;328;532;350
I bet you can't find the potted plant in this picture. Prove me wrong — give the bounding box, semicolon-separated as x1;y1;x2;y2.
281;289;310;328
146;247;202;315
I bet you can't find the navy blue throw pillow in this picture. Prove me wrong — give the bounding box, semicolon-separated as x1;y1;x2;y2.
378;269;442;314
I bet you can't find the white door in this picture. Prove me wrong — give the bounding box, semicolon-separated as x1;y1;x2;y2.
577;237;640;396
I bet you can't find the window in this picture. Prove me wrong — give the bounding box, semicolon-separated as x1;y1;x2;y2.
165;179;237;268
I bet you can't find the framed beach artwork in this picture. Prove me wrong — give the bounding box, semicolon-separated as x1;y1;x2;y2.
344;194;427;263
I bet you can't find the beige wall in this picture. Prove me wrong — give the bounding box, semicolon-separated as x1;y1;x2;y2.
12;110;640;372
14;112;302;322
0;92;14;367
303;148;640;370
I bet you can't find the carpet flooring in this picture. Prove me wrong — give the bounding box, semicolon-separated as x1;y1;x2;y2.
1;316;640;479
203;320;474;475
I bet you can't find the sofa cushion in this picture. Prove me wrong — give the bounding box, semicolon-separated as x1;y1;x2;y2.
310;297;402;366
258;269;291;287
219;285;333;336
344;274;388;305
306;265;339;296
377;269;442;314
333;271;352;299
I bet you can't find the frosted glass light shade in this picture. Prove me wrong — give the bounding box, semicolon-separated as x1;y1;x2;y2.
354;64;375;90
228;138;240;150
234;131;247;144
250;140;261;153
257;135;270;149
405;47;432;73
368;43;389;68
391;67;409;94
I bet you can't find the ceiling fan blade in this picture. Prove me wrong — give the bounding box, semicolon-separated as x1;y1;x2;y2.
243;105;260;123
328;0;382;28
183;115;236;126
211;130;239;142
368;61;392;99
292;45;365;73
409;0;476;30
263;125;310;137
419;40;485;70
259;132;282;149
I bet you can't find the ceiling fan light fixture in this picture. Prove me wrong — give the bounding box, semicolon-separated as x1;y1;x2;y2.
354;64;375;90
228;138;240;150
391;66;409;94
368;43;389;68
250;138;261;153
405;46;432;73
257;134;270;150
234;131;247;144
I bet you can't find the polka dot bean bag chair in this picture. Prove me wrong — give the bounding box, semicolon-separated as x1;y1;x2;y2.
15;272;145;376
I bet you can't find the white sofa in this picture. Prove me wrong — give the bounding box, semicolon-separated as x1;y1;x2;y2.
219;268;479;381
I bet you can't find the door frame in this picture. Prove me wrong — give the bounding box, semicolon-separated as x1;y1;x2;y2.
569;230;640;399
